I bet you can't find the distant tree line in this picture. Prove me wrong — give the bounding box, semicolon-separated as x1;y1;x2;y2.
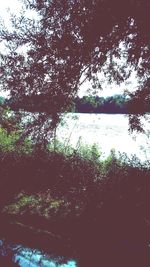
72;94;129;114
3;94;127;114
3;93;150;115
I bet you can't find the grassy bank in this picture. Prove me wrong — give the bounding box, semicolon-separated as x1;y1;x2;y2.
0;132;150;266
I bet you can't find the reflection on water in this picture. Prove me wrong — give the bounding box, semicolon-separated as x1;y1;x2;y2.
0;240;77;267
57;113;150;162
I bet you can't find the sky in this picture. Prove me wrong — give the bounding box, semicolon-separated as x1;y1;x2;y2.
0;0;22;25
79;70;138;97
0;0;21;12
0;0;139;98
0;1;21;97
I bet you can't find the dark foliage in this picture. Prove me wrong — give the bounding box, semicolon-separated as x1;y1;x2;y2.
73;94;129;113
0;149;150;266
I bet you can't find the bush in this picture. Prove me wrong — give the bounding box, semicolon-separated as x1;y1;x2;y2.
0;137;150;267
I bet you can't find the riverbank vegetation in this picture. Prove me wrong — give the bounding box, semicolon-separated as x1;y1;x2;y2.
0;128;150;266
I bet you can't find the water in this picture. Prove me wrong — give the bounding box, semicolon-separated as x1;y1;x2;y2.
57;113;150;162
0;240;77;267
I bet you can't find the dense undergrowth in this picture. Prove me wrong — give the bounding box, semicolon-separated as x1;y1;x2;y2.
0;128;150;266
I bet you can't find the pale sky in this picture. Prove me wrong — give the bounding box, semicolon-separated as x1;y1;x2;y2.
0;0;139;98
0;0;21;11
0;0;22;25
79;70;138;97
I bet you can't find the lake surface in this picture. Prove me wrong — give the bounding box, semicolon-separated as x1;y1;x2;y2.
57;113;150;162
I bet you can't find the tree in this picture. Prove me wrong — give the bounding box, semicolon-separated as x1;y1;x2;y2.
0;0;150;144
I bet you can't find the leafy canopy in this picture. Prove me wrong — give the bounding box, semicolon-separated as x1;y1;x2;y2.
0;0;150;142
